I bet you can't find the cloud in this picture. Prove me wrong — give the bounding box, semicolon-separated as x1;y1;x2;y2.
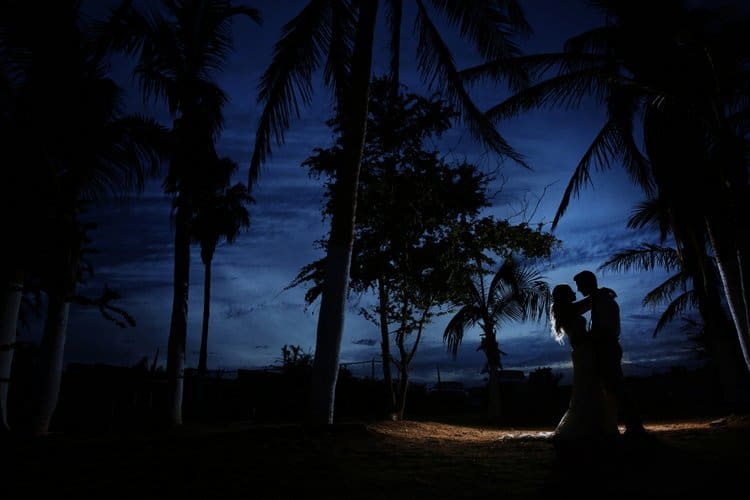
353;338;378;347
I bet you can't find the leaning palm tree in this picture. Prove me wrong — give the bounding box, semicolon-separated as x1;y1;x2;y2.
99;0;261;425
600;200;747;410
191;157;253;376
462;0;750;373
444;256;549;419
250;0;534;424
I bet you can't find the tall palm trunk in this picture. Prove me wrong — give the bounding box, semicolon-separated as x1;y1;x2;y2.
31;292;70;436
166;204;191;426
197;250;214;376
688;243;748;409
309;0;378;425
484;330;502;420
0;269;23;432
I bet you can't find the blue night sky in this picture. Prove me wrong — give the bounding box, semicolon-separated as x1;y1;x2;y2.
40;0;722;387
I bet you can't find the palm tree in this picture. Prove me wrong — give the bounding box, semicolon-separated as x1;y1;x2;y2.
7;2;166;435
0;0;33;434
0;0;62;435
191;157;253;376
444;257;549;419
462;0;750;372
600;200;747;410
99;0;261;425
250;0;534;424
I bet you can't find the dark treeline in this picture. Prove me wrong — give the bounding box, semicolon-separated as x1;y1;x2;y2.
6;349;731;434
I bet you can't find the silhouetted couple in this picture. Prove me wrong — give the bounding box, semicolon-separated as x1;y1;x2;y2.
550;270;649;454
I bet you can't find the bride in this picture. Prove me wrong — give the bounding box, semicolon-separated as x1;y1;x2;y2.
550;284;618;452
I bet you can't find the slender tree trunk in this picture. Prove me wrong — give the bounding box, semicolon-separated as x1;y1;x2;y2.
738;245;750;363
395;364;409;420
705;219;750;373
695;258;748;411
198;258;212;376
309;0;379;425
0;270;24;433
31;293;70;436
391;305;428;421
377;279;396;418
167;205;191;426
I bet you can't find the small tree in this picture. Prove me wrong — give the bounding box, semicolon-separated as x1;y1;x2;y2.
290;78;557;419
444;255;551;420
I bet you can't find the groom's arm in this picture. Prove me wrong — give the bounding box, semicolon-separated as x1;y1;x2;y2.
572;295;592;314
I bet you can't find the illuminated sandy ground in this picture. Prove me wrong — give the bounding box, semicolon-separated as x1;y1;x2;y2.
365;415;747;443
7;414;750;499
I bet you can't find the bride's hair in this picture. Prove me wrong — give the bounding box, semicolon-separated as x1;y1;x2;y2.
550;284;574;344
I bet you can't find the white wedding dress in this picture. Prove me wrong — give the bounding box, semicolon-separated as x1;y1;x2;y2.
553;316;619;446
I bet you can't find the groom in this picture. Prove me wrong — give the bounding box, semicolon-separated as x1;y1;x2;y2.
573;270;648;437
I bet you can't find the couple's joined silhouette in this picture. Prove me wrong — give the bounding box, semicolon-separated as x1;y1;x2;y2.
550;270;648;453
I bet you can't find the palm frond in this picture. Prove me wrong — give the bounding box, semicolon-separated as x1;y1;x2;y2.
551;118;618;230
459;53;571;93
518;270;550;322
642;272;690;309
322;0;354;113
226;5;262;25
83;114;168;200
249;0;335;185
133;60;176;109
192;79;229;137
485;67;615;124
191;153;253;252
599;244;680;274
286;257;326;306
607;86;653;195
428;0;527;60
563;26;615;56
180;4;261;74
627;199;659;229
443;304;480;359
487;257;517;300
652;290;695;338
414;0;528;167
91;0;155;57
486;257;549;324
489;294;524;326
627;199;673;241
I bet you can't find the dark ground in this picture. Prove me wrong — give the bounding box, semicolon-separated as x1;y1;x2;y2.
6;414;750;499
